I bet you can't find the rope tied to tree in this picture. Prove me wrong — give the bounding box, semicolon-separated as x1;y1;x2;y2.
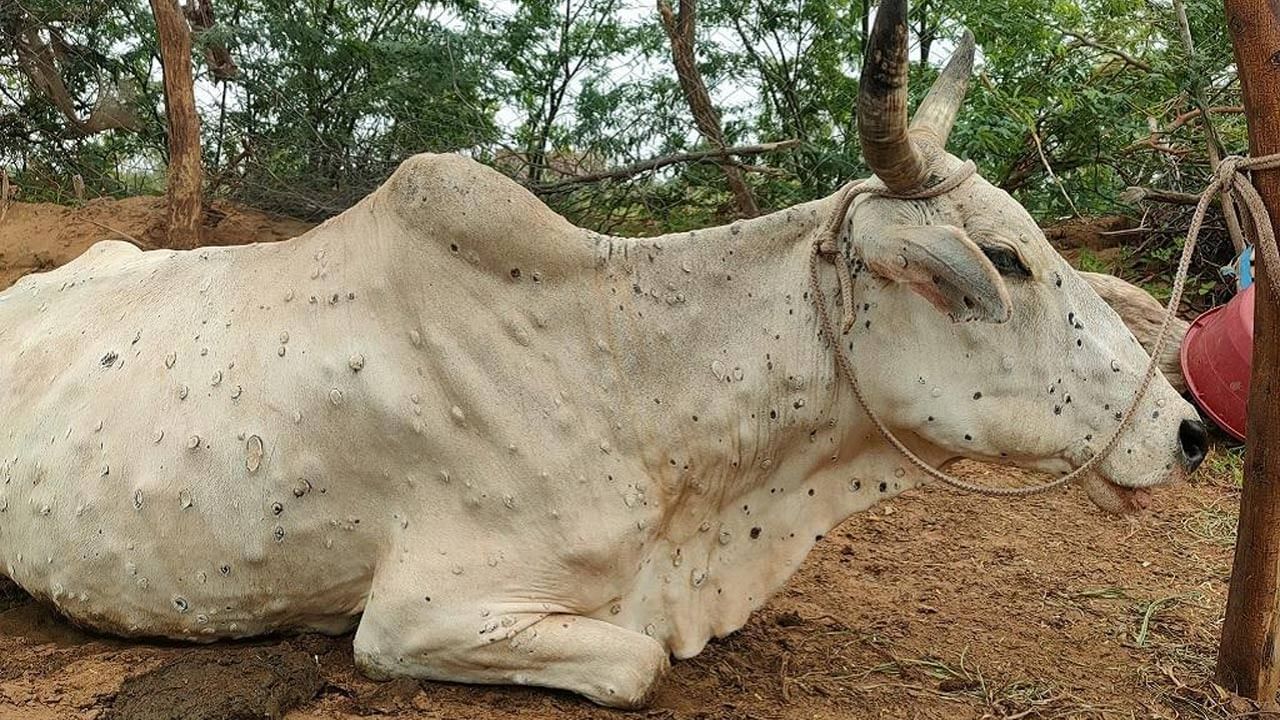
809;152;1280;497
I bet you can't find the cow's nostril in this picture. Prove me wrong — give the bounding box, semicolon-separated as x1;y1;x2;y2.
1178;419;1209;472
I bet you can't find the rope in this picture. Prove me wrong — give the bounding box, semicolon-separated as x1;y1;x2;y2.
810;153;1280;497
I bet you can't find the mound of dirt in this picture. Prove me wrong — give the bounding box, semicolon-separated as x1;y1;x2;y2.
105;641;325;720
1044;214;1138;250
0;197;312;290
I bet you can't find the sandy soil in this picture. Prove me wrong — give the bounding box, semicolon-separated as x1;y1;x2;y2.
0;197;311;290
0;197;1253;719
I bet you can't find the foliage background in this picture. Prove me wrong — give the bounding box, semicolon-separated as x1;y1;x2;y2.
0;0;1247;302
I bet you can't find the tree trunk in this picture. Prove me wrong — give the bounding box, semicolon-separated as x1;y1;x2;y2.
0;170;10;224
151;0;203;249
860;0;871;58
1216;0;1280;704
658;0;758;218
917;0;933;65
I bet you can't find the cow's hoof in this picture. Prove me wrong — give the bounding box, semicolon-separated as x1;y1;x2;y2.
629;653;671;709
586;641;670;709
352;647;395;681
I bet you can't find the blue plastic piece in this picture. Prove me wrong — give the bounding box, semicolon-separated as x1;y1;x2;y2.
1237;245;1254;291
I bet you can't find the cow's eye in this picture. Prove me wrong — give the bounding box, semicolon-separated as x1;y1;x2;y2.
980;245;1031;278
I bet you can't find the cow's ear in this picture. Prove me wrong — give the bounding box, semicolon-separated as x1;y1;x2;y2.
857;224;1012;323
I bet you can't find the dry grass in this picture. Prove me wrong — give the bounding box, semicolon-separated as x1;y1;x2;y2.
1200;445;1245;490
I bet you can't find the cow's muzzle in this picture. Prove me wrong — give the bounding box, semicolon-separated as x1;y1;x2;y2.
1178;418;1209;472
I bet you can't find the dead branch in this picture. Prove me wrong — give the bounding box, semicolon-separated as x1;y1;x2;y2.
1124;105;1244;156
530;140;801;194
206;139;252;195
658;0;758;217
1030;128;1080;216
737;163;787;177
1124;136;1194;156
84;218;146;247
1120;186;1212;206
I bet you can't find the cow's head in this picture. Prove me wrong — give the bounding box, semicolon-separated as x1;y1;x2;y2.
843;0;1207;513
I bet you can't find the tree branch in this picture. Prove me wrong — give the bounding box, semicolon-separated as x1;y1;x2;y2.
1030;127;1080;216
1120;186;1216;206
183;0;239;80
1167;104;1245;133
12;24;140;135
1061;30;1154;73
530;140;801;194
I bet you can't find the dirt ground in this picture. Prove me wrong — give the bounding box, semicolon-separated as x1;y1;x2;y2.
0;196;311;290
0;198;1258;719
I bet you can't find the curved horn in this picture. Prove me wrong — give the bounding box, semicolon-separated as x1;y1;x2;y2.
910;29;975;146
857;0;928;192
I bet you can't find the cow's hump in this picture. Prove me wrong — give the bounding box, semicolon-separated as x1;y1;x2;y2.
376;153;597;281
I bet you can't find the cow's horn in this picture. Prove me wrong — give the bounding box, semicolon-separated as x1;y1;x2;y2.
909;29;975;146
857;0;929;193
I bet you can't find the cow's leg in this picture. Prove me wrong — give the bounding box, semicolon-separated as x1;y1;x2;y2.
353;596;669;708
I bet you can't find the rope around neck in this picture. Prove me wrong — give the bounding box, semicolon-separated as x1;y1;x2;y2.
809;153;1280;497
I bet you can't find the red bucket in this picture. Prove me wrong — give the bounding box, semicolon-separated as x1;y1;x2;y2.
1180;284;1255;441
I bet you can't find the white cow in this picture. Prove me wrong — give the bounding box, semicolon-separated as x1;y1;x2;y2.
0;0;1205;708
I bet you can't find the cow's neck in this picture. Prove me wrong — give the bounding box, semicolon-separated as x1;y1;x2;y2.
595;198;942;656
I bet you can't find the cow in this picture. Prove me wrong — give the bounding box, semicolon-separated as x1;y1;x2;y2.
0;0;1207;708
1080;271;1190;393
